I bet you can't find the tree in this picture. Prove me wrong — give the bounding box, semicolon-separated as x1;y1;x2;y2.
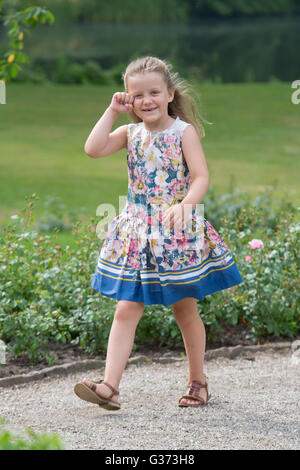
0;0;54;82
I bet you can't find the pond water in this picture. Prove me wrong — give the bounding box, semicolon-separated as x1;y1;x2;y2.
0;16;299;82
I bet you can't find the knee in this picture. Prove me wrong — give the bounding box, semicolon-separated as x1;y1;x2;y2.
173;305;198;328
114;300;144;323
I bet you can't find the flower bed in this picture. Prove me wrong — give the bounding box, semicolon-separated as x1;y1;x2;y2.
0;188;299;365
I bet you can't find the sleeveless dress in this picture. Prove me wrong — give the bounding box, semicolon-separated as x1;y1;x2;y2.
91;116;243;306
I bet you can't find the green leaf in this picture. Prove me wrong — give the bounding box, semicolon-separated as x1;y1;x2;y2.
23;8;34;20
46;11;55;23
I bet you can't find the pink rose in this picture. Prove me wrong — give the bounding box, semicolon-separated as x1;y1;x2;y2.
245;255;251;262
55;244;60;249
248;239;264;250
78;295;83;301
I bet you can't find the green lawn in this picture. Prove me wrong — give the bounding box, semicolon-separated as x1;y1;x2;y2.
0;82;299;243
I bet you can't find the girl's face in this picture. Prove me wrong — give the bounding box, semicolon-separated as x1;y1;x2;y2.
127;72;175;123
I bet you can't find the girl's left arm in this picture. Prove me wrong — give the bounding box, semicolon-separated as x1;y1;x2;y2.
162;125;209;231
180;124;210;209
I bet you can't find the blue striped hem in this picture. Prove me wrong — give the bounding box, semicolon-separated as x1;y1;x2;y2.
91;250;243;306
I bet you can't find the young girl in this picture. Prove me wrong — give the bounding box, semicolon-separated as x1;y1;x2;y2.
74;56;243;410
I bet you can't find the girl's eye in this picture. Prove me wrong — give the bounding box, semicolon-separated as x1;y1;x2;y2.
135;92;159;98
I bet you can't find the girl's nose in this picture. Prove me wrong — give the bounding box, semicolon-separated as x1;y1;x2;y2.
143;95;153;104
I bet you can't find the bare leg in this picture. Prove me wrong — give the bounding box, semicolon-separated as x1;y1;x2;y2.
172;297;207;405
83;300;144;402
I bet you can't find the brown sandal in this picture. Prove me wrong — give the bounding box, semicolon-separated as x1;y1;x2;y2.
74;379;121;410
178;379;211;407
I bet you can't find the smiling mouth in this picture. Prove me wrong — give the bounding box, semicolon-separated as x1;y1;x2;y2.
143;108;157;112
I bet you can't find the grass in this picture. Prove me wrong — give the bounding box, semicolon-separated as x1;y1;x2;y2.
0;81;299;247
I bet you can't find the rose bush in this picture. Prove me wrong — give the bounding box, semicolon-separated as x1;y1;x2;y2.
0;188;299;364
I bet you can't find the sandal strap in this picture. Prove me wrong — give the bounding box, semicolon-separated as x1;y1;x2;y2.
178;380;209;404
188;381;208;396
94;379;119;396
87;380;119;399
188;380;208;390
179;395;205;405
102;380;119;397
179;379;210;406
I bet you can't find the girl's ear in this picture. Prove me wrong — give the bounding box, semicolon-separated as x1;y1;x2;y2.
168;87;175;103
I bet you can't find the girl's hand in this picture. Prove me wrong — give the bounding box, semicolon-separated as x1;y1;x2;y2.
162;203;193;233
109;92;134;115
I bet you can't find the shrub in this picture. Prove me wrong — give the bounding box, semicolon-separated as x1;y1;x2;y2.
53;54;87;84
36;195;85;233
83;60;110;85
217;211;300;339
105;62;128;85
14;54;117;85
0;188;299;364
14;66;48;84
0;417;64;450
0;199;104;362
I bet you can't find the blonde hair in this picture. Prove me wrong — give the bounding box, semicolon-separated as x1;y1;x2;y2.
122;56;210;139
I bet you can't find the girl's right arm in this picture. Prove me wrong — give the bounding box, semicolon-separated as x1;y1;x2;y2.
84;92;134;159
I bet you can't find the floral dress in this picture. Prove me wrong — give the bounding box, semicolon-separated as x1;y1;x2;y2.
91;116;243;306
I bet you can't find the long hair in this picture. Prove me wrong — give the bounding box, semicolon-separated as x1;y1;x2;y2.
122;56;210;139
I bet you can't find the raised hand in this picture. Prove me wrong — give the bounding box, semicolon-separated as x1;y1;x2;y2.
109;92;134;115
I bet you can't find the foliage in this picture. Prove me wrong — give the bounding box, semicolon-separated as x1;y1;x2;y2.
52;54;111;85
0;195;103;362
1;2;299;85
13;53;130;85
191;0;300;17
8;0;188;24
0;417;64;450
36;195;86;233
204;177;297;233
7;0;300;24
4;19;298;84
208;208;299;341
0;189;299;364
0;1;54;82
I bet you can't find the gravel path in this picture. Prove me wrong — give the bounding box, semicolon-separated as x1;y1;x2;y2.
0;349;299;450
